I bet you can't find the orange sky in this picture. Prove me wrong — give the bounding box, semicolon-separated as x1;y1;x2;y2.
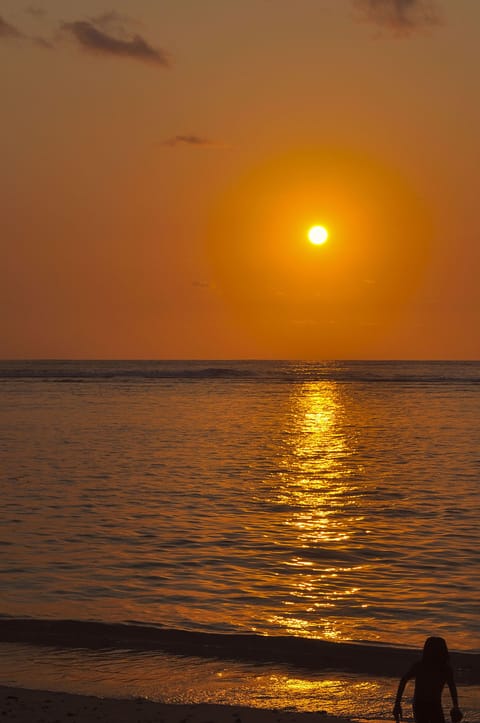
1;0;479;359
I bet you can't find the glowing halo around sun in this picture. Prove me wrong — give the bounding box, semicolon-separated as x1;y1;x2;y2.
308;225;329;245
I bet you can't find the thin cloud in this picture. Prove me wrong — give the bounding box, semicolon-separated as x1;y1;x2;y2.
353;0;441;35
62;18;170;67
162;135;228;149
0;15;23;39
1;13;54;48
90;11;142;35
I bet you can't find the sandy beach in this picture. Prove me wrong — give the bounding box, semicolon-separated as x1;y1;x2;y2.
0;685;355;723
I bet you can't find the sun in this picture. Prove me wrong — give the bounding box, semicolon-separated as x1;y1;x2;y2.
308;225;329;245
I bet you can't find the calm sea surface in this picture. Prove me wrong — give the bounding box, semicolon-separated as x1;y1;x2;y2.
0;360;479;718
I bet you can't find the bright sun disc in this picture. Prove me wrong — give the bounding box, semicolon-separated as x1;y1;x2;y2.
308;225;328;245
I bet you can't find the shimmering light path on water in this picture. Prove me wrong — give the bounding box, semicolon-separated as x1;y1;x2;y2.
1;361;479;652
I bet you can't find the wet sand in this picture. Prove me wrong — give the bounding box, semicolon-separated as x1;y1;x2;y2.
0;685;355;723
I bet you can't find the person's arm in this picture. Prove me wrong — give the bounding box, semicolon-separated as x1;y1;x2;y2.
447;667;462;721
393;668;415;721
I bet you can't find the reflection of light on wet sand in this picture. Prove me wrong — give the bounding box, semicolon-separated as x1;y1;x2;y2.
0;642;400;719
2;644;479;721
257;673;389;718
269;383;366;642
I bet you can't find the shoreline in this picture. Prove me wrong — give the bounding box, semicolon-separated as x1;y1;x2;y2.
0;685;357;723
1;619;479;684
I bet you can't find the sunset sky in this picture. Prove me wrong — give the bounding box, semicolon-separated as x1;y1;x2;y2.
2;0;479;359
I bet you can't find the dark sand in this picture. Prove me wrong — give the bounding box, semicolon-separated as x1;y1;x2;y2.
0;685;355;723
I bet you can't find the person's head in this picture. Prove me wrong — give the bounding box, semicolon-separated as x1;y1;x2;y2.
422;636;449;666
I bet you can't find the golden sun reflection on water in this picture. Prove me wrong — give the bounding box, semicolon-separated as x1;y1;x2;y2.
269;382;365;642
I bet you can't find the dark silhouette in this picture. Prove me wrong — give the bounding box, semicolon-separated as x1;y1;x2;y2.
393;637;463;723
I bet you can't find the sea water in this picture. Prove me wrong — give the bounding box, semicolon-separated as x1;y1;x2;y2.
1;360;479;719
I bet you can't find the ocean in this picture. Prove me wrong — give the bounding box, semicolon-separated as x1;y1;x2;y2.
1;360;479;720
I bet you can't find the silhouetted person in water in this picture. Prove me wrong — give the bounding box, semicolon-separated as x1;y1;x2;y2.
393;637;463;723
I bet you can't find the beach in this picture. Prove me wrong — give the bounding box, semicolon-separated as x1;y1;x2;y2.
0;685;354;723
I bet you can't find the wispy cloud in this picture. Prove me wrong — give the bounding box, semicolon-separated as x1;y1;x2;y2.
62;14;170;67
0;15;23;39
1;12;52;47
162;135;228;149
2;10;167;62
88;11;141;36
353;0;440;35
